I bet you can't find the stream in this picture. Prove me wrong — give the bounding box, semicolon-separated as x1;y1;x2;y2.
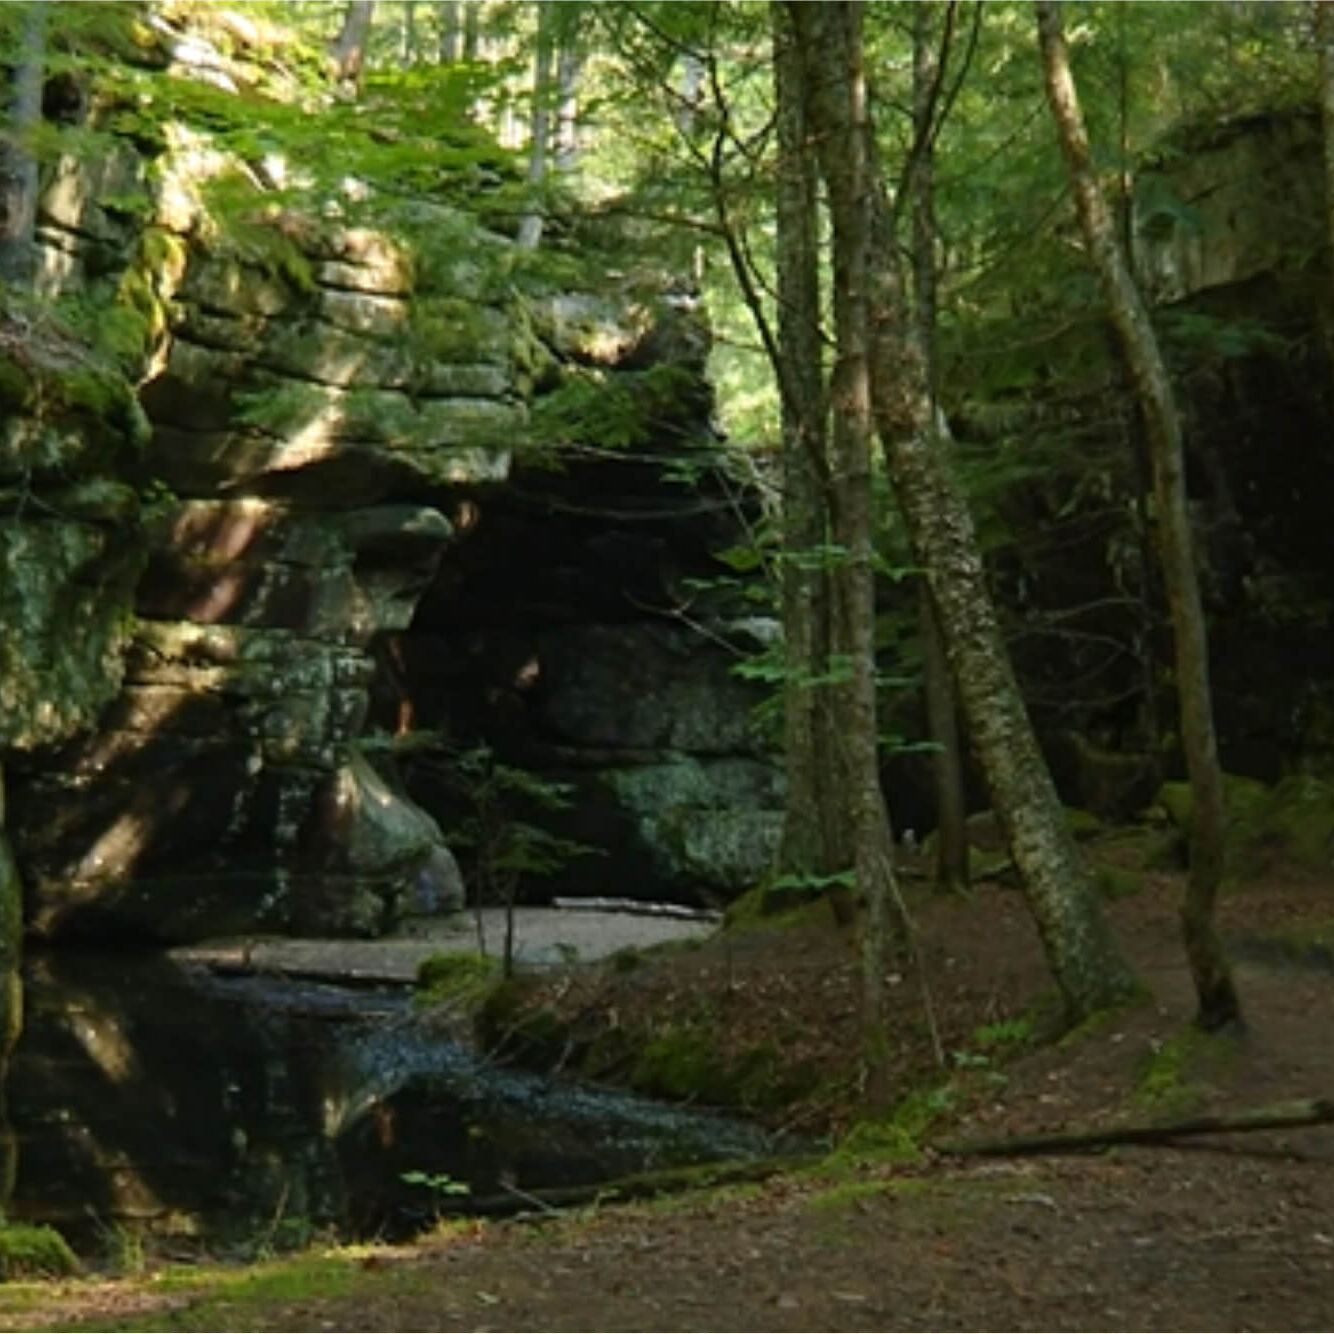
8;949;781;1253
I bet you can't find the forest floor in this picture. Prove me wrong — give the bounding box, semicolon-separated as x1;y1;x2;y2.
6;828;1334;1332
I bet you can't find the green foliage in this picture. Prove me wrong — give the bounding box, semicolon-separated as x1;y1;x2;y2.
528;363;701;451
626;1022;809;1112
829;1118;925;1168
0;1223;78;1280
401;1169;471;1199
972;1016;1037;1050
446;746;599;907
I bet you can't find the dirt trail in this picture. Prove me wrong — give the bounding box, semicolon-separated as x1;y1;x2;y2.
9;870;1334;1332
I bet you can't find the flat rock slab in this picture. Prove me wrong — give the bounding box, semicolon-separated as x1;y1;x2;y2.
171;906;718;985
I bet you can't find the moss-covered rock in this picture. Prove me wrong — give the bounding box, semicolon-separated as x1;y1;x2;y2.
0;519;142;749
1157;772;1334;878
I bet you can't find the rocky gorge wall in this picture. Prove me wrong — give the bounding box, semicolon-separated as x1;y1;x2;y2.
0;14;778;944
930;105;1334;830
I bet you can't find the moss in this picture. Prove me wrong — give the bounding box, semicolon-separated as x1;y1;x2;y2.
1263;774;1334;870
414;951;498;1007
410;296;500;365
1065;807;1104;839
1135;1026;1239;1113
1159;773;1334;880
724;883;833;934
1093;865;1143;900
828;1119;925;1168
0;361;33;415
476;976;571;1066
630;1025;725;1102
805;1178;898;1211
0;1224;78;1280
611;947;643;974
886;1082;960;1142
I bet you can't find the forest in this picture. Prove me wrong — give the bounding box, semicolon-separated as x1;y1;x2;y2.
0;0;1332;1329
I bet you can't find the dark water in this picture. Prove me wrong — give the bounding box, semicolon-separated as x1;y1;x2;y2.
9;950;779;1252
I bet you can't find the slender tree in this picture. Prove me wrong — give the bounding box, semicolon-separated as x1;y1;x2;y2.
330;0;376;83
555;31;582;171
399;0;417;66
1035;0;1238;1031
772;2;842;894
1317;2;1334;319
910;1;969;894
788;0;899;1110
856;20;1138;1024
517;1;556;249
439;0;460;63
0;2;46;288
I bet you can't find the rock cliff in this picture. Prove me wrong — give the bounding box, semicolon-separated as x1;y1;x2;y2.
0;12;776;942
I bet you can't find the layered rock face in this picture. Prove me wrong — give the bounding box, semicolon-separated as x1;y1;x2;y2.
1;26;772;939
395;440;783;907
10;214;496;938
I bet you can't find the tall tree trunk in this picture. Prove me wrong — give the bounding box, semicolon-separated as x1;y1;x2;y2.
517;1;555;249
400;0;417;66
0;2;45;289
772;1;839;893
860;85;1136;1025
789;0;898;1113
1035;0;1238;1031
1317;2;1334;319
463;3;480;62
555;41;582;171
330;0;375;83
438;1;460;62
0;767;21;1214
911;1;969;892
869;279;1137;1019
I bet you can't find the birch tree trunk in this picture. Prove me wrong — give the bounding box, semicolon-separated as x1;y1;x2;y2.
861;88;1136;1026
517;1;555;250
555;41;582;171
1035;0;1238;1031
869;280;1136;1019
789;0;898;1111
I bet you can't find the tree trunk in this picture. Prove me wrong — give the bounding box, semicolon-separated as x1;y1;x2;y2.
330;0;375;83
789;0;899;1113
911;1;969;892
870;308;1137;1019
400;0;417;66
772;1;838;893
1318;2;1334;319
847;20;1135;1020
555;41;582;171
463;3;480;62
0;766;22;1213
517;1;555;249
438;1;460;62
0;2;45;289
1036;0;1239;1032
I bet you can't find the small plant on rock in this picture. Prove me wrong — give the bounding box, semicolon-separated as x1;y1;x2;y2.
448;746;599;976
